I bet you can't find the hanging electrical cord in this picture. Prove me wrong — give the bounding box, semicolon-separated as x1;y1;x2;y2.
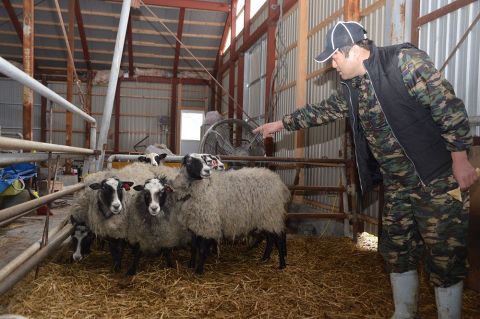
53;0;87;110
138;0;259;127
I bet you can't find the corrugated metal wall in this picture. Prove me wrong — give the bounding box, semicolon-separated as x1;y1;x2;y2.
274;5;298;186
221;72;229;115
418;0;480;136
357;0;388;234
250;2;268;34
0;78;41;141
244;37;266;120
119;81;171;153
304;0;346;215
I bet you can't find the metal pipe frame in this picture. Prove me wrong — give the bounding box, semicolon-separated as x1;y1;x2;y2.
0;217;69;282
0;183;84;224
0;224;73;296
0;136;95;155
0;152;83;166
96;0;132;170
0;56;96;124
106;154;184;169
219;155;347;165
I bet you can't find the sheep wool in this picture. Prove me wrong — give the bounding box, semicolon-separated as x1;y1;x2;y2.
127;191;190;253
171;167;290;241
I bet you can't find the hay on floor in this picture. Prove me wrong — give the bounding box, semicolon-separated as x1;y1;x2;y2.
2;235;479;319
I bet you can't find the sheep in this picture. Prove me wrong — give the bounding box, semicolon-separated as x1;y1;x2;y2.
122;177;191;275
70;169;134;272
168;153;289;274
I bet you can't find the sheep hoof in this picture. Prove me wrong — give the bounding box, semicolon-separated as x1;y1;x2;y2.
126;268;136;276
194;267;205;275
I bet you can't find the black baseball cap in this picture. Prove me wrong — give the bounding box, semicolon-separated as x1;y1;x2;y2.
315;21;368;63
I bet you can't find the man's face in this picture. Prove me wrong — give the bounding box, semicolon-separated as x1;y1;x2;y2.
331;49;362;80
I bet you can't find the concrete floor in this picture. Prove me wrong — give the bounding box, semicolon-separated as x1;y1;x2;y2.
0;198;73;270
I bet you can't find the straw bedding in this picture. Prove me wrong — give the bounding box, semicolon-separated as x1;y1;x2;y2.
2;235;479;319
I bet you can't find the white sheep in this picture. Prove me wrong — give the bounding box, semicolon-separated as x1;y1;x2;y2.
169;154;290;273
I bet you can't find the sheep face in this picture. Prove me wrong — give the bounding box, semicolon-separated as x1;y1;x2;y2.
71;223;94;261
133;177;174;217
70;216;94;262
199;154;225;171
89;177;133;216
138;153;167;166
182;153;213;179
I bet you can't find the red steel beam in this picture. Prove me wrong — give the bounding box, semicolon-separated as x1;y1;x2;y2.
114;79;121;153
2;0;23;42
228;1;236;119
75;0;92;71
170;81;177;154
140;0;229;12
66;0;75;150
40;76;47;143
22;0;34;141
127;13;134;77
173;8;186;77
264;0;277;156
416;0;476;27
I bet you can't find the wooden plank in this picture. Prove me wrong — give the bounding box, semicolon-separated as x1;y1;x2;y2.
417;0;476;27
173;8;186;77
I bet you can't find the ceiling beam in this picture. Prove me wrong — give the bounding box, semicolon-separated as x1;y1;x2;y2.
127;13;134;77
173;8;185;77
134;0;229;12
74;0;92;71
2;0;23;43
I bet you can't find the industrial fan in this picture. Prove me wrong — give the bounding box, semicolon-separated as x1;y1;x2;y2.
199;119;265;157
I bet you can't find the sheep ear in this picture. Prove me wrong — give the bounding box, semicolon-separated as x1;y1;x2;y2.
89;183;101;190
159;153;167;160
138;156;146;162
165;184;175;192
121;181;134;191
133;185;144;191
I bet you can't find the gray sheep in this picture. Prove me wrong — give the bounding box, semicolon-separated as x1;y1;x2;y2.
169;154;290;274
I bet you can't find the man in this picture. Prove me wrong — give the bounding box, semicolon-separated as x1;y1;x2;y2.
253;21;478;318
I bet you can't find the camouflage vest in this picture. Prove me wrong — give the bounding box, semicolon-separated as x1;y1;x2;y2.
342;43;452;193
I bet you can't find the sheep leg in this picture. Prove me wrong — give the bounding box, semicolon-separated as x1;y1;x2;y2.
126;243;141;276
282;231;287;257
273;233;286;269
247;235;264;251
109;238;125;272
188;233;197;269
194;236;210;274
162;248;174;268
261;233;275;261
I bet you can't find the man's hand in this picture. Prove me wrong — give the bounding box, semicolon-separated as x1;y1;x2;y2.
252;120;285;138
451;151;479;190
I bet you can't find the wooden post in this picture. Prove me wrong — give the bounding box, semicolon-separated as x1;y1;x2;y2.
293;0;308;204
22;0;34;141
344;0;360;21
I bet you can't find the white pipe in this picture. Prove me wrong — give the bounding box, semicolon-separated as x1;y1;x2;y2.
0;183;85;223
0;152;82;166
96;0;132;170
0;57;96;124
0;218;69;282
0;136;95;154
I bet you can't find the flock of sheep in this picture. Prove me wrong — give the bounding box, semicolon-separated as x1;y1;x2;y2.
69;153;290;276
